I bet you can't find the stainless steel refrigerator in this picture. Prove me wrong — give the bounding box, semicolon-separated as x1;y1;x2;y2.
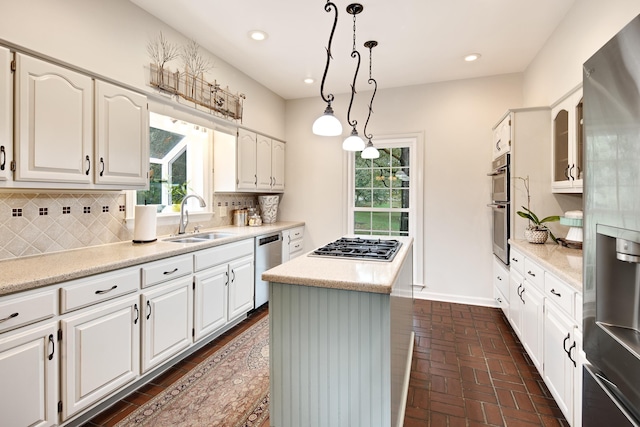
583;13;640;426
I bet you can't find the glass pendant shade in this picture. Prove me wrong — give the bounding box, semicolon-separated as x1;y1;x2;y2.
343;128;365;151
361;140;379;159
312;104;343;136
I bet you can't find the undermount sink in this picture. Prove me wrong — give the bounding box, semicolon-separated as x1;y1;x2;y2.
164;232;234;243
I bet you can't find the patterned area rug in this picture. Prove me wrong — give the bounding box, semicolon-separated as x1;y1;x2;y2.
116;317;270;427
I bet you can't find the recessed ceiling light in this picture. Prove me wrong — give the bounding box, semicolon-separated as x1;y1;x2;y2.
464;53;481;62
248;30;268;41
303;77;315;84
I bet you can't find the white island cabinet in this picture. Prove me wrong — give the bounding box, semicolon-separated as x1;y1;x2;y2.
264;237;414;427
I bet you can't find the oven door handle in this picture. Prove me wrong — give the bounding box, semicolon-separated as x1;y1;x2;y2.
487;203;507;209
486;169;507;177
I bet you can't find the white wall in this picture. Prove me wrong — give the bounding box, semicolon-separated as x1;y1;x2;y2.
0;0;285;138
523;0;640;106
282;74;523;305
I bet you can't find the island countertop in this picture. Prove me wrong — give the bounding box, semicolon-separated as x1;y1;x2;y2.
262;236;414;294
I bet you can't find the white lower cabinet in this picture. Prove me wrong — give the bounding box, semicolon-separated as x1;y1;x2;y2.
227;255;255;321
508;247;583;426
508;269;544;372
0;236;263;425
193;264;228;342
492;256;509;317
0;321;58;427
544;301;580;426
141;277;193;373
282;226;305;262
60;294;140;420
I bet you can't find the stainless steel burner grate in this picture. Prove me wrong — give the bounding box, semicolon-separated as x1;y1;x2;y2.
310;237;402;261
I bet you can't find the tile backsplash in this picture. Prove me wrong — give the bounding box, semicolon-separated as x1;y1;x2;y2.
0;192;258;261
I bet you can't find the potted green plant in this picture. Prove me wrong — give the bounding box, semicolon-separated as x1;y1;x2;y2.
515;176;560;244
170;181;189;211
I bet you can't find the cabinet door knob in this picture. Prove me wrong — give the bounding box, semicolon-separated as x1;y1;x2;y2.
567;341;577;367
563;332;571;353
48;334;55;361
133;303;139;324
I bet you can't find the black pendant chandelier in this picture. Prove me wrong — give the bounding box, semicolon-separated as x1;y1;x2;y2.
361;40;380;159
312;1;342;136
342;3;365;151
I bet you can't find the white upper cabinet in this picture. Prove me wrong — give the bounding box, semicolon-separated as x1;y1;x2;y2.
256;134;273;190
551;86;583;193
237;128;258;190
492;114;511;160
271;139;285;191
214;128;285;193
94;80;148;187
14;53;93;184
10;52;148;189
0;46;12;182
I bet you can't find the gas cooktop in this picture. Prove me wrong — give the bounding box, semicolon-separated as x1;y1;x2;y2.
310;237;402;262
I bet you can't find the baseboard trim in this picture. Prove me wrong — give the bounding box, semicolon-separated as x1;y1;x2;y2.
414;290;498;308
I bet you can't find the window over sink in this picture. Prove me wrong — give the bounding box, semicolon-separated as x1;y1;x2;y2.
135;112;212;215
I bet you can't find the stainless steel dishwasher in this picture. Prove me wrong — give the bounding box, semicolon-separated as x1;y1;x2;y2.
254;232;282;308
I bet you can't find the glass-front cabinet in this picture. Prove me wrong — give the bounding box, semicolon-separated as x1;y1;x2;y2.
552;86;583;193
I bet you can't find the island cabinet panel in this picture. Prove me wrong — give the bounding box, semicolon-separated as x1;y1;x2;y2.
270;284;391;427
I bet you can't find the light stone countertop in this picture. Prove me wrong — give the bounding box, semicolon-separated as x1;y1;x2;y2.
262;237;414;294
509;239;582;291
0;221;304;297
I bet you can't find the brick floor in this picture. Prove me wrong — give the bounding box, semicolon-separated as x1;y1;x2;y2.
406;299;569;427
86;300;568;427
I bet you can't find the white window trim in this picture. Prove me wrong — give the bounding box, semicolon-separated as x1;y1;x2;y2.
346;133;424;286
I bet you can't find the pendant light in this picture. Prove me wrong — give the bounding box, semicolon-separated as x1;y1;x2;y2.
312;1;342;136
361;40;380;159
342;3;365;151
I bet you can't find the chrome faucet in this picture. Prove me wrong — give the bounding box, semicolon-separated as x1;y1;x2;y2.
178;194;206;234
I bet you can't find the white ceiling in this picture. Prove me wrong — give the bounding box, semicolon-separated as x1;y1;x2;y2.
130;0;575;100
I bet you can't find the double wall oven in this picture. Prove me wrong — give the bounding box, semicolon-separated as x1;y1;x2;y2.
488;153;510;265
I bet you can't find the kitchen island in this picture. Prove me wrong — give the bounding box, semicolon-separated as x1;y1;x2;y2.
262;237;414;427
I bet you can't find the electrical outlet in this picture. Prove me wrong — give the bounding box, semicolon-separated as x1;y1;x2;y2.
219;206;227;217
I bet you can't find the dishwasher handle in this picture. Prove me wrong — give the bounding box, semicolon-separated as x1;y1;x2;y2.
257;233;282;246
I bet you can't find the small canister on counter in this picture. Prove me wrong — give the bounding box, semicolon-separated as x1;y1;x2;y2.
233;208;247;226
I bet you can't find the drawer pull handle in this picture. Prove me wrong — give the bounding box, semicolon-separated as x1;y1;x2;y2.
95;285;117;295
511;257;518;263
163;268;179;275
550;289;561;297
527;270;536;277
497;276;502;281
146;301;152;320
0;312;18;323
48;334;55;361
133;303;139;324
